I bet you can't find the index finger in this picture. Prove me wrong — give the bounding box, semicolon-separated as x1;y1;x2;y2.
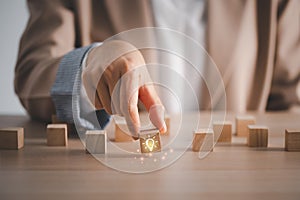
139;84;167;133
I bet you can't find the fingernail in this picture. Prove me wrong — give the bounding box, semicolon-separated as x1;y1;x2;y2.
160;122;167;133
132;135;139;140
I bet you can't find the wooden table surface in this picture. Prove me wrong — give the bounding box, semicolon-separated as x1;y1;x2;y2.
0;112;300;200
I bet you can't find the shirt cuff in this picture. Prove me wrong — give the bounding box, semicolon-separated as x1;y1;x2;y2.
80;42;102;116
50;43;110;130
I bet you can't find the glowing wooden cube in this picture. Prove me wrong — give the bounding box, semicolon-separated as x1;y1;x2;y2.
139;129;161;153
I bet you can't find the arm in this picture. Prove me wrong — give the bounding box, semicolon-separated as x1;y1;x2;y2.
268;0;300;110
16;0;166;134
15;0;98;124
15;0;76;121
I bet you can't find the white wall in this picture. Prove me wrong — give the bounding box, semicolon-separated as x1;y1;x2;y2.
0;0;28;115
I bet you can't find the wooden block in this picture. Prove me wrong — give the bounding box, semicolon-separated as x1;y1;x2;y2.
0;127;24;149
247;125;268;147
51;115;76;135
139;129;161;153
213;121;232;143
47;124;68;146
115;122;134;142
86;130;107;154
285;129;300;151
51;114;61;124
236;115;255;137
192;129;214;152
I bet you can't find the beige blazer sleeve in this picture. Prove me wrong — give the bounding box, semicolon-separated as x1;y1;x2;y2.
15;0;75;121
268;0;300;110
205;0;300;111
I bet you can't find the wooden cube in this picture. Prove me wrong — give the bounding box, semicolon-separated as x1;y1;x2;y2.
236;115;256;137
51;114;61;124
192;129;214;152
285;130;300;151
47;124;68;146
139;129;161;153
213;121;232;143
51;115;76;135
0;127;24;149
86;130;107;154
247;125;268;147
115;122;135;142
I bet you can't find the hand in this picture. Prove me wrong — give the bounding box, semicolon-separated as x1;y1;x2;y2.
82;40;167;136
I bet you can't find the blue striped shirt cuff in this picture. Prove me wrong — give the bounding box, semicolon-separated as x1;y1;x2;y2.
50;44;110;129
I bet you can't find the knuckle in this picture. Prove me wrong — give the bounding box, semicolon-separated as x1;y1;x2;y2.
128;103;136;114
122;56;134;72
102;67;111;79
82;71;89;83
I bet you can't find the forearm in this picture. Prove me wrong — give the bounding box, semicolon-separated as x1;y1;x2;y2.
268;0;300;110
14;0;74;121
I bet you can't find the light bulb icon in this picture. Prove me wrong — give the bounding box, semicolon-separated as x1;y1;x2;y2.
145;138;155;152
139;129;161;153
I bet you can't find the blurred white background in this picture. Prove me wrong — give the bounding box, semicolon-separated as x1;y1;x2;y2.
0;0;28;115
